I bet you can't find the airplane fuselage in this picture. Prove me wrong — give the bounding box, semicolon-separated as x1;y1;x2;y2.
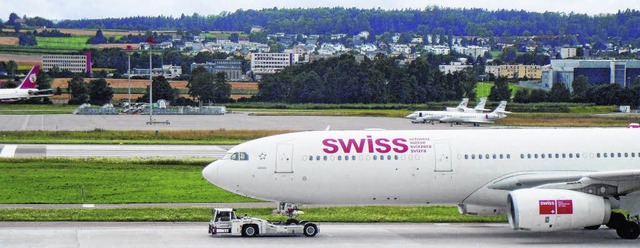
0;88;33;102
203;128;640;209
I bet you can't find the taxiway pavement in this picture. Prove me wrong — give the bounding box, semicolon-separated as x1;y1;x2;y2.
0;222;630;248
0;112;482;131
0;144;233;158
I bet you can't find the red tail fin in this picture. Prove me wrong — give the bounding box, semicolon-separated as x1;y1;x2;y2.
18;66;40;89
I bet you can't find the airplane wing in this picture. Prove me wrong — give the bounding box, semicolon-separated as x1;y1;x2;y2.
488;169;640;195
467;119;493;124
29;89;53;97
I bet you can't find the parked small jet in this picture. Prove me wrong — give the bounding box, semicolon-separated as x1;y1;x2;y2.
203;127;640;239
438;100;510;126
0;66;52;102
406;98;491;124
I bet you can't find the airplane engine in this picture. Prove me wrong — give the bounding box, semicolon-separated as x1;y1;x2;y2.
507;189;611;231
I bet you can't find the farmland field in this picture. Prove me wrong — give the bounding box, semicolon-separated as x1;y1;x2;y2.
48;78;258;101
36;36;92;50
2;28;140;37
0;37;18;46
0;54;41;66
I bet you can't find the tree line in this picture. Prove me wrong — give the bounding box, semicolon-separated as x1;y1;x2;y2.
54;8;640;46
256;54;477;104
513;75;640;106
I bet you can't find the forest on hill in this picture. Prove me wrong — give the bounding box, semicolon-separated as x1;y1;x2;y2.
52;7;640;45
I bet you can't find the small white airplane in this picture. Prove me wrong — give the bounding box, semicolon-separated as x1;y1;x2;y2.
439;100;510;126
203;127;640;239
407;98;489;124
0;66;52;102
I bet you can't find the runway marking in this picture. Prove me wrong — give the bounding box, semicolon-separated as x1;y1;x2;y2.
0;145;17;158
21;115;31;131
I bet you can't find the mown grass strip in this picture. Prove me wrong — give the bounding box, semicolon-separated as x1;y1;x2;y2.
0;206;507;223
0;104;77;114
496;113;638;127
0;129;290;145
0;158;256;204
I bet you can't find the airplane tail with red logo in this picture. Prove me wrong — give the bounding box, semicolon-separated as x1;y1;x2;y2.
18;66;40;89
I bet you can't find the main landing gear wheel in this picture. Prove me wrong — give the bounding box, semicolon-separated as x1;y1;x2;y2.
303;223;318;237
616;221;640;240
606;212;626;229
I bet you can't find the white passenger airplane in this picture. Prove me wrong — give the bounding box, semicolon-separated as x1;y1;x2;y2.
203;128;640;239
439;100;510;126
0;66;52;102
407;98;489;124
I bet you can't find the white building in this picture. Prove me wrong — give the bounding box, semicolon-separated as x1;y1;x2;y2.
42;54;89;73
129;65;182;79
391;44;411;55
439;62;472;74
453;45;490;58
251;53;293;74
424;45;451;55
560;47;577;59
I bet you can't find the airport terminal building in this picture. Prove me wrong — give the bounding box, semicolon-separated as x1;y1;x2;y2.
542;59;640;91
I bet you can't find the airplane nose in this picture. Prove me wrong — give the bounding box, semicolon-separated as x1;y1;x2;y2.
202;162;218;185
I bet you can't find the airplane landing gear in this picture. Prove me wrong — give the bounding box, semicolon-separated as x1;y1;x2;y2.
616;221;640;239
608;212;640;239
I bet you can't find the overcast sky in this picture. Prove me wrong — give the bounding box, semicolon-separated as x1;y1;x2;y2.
2;0;638;20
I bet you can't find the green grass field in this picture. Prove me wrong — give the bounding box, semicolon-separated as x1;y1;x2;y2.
475;82;521;98
0;157;507;222
0;158;254;204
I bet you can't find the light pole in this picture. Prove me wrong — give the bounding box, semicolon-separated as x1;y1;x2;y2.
126;46;132;105
147;37;154;124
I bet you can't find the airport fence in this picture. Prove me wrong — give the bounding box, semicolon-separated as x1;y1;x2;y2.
74;104;226;115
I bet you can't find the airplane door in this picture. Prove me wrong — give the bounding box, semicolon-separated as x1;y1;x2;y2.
275;143;293;173
434;143;452;172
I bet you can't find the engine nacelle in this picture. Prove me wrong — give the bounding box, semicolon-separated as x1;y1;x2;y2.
508;189;611;231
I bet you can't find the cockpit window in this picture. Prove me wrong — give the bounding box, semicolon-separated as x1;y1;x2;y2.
229;152;249;161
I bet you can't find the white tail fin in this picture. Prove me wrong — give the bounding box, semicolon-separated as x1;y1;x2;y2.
456;98;469;109
474;97;490;111
492;101;511;114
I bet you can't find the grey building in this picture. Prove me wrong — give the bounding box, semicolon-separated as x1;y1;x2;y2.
191;60;244;81
542;59;640;91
